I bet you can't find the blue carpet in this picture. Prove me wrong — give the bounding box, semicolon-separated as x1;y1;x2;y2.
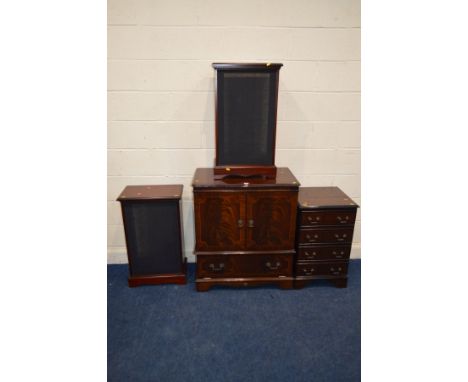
108;260;360;382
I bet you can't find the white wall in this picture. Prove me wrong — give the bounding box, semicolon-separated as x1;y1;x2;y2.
107;0;361;263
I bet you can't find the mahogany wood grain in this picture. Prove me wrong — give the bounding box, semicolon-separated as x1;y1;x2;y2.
193;167;299;190
212;63;283;71
194;192;245;251
246;191;297;250
214;165;277;179
197;253;293;279
128;259;188;287
298;187;359;209
298;227;354;245
297;245;351;261
118;185;183;201
295;261;349;277
300;209;357;227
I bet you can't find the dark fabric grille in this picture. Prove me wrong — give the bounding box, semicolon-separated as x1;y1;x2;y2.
217;71;277;165
123;200;181;275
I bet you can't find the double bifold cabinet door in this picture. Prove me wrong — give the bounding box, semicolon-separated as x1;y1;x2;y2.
194;190;297;251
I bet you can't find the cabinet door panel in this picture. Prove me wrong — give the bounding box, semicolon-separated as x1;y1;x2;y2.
246;191;297;250
194;192;245;251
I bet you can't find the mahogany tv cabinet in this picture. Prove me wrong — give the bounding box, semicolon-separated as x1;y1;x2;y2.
192;168;299;292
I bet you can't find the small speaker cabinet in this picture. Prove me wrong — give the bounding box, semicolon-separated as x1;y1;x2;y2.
213;63;283;179
117;185;187;287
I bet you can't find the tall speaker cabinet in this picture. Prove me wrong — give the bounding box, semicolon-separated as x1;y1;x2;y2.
193;168;299;291
117;185;187;287
212;63;282;178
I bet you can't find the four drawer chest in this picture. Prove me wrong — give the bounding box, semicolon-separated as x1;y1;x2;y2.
294;187;359;288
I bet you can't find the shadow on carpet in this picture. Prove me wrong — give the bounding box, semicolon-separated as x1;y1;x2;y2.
108;260;360;382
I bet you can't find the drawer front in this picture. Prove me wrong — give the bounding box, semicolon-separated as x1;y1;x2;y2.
296;261;349;277
297;246;351;261
197;254;293;279
299;228;354;244
300;209;356;227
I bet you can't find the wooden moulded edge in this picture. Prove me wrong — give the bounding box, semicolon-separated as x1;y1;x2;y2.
128;258;188;287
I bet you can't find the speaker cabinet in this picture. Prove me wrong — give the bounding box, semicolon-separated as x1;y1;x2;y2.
117;185;187;287
213;63;282;179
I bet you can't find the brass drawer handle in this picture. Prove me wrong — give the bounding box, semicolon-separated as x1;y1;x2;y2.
334;233;347;241
307;216;320;223
209;263;225;272
266;261;281;270
332;251;345;259
248;219;255;228
237;219;244;228
303;268;315;275
337;216;350;224
330;267;343;275
305;251;316;259
306;234;319;241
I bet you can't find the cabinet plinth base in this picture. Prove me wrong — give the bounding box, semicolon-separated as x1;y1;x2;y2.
128;259;187;287
294;276;348;289
196;277;294;292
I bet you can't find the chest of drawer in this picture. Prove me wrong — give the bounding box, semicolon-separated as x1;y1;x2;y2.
296;261;349;277
197;254;293;279
298;227;354;245
300;209;356;227
297;246;351;261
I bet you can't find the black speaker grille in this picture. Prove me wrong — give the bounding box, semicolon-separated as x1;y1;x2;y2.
217;71;277;165
123;200;182;275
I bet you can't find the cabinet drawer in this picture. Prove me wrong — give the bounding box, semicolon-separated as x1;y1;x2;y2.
297;246;351;261
300;209;356;227
197;254;293;279
299;228;354;244
296;261;348;277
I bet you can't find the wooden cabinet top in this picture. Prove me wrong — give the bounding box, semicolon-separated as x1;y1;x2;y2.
117;185;183;201
212;63;283;71
192;168;299;189
298;187;358;209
